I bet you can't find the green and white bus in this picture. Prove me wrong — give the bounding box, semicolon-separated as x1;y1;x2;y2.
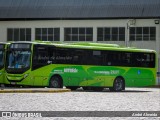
0;43;8;86
5;41;157;91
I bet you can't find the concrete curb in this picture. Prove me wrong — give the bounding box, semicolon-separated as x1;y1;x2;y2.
0;88;71;93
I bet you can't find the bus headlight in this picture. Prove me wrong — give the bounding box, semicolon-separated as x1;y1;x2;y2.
24;74;28;78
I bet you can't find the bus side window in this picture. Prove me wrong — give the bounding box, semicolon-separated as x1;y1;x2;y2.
92;50;102;65
32;45;49;70
101;51;114;66
72;49;84;65
48;47;56;64
107;52;118;66
55;48;74;64
143;53;155;68
123;53;132;66
101;51;109;66
150;53;155;68
132;53;141;67
132;53;155;68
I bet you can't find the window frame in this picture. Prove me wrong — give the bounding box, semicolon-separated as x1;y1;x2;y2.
35;28;60;41
7;28;31;41
129;27;156;41
64;27;93;41
97;27;125;41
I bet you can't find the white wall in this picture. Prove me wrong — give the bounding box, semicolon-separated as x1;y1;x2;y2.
0;19;159;71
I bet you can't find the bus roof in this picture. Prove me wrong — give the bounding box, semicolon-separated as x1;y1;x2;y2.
66;42;120;47
0;42;7;45
0;42;8;50
56;44;156;53
9;41;156;53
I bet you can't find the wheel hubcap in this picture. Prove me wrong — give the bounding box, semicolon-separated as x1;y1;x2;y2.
52;81;58;87
115;79;123;91
51;78;59;88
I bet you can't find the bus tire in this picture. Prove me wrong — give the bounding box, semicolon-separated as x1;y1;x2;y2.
109;77;124;92
49;76;63;88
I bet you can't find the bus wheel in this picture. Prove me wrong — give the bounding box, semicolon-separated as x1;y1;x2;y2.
109;77;124;92
49;76;62;88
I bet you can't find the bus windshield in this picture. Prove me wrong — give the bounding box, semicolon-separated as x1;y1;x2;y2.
0;51;4;69
7;50;31;69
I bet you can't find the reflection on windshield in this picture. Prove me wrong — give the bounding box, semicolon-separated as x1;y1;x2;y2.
0;51;4;68
8;51;31;69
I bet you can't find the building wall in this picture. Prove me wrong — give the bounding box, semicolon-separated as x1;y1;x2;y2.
0;19;159;71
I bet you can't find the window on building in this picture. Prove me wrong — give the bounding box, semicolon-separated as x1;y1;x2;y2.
7;28;31;41
35;28;60;41
64;28;93;41
130;27;156;41
97;27;125;41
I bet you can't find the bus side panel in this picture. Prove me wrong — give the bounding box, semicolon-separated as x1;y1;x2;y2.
86;66;125;87
124;68;156;87
6;65;156;87
50;65;88;87
32;65;56;86
0;69;5;84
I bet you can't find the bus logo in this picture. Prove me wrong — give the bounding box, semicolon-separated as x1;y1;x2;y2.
64;68;78;73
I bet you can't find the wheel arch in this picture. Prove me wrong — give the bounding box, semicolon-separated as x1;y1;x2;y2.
49;74;63;88
114;76;125;90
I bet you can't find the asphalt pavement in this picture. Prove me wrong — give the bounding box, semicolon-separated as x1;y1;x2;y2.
0;87;159;120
